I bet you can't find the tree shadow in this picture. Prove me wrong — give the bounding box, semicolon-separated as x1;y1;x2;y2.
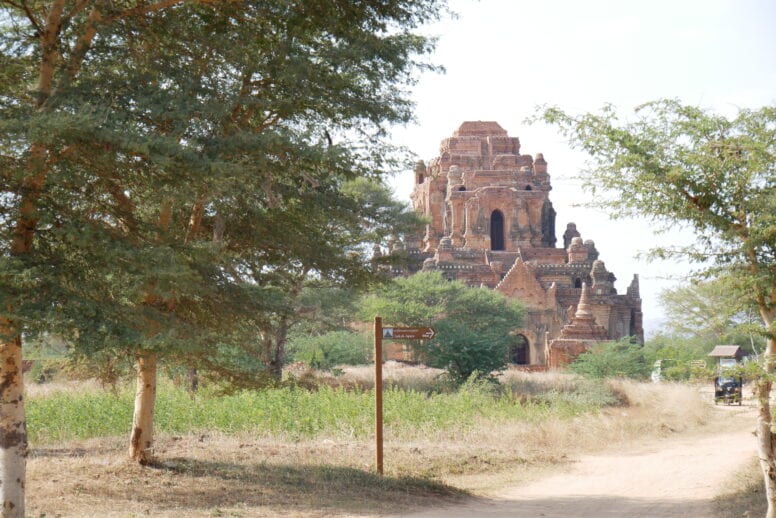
88;456;468;515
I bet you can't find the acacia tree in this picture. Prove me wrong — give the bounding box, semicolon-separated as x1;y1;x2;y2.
1;0;445;511
536;100;776;515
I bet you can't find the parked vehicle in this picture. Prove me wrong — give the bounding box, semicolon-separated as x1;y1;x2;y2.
714;375;743;405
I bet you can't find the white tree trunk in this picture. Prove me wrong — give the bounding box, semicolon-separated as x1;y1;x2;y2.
758;300;776;517
757;386;776;518
0;332;26;517
128;352;157;464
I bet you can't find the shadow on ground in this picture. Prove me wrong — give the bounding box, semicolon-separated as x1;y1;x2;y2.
29;450;467;517
152;458;466;514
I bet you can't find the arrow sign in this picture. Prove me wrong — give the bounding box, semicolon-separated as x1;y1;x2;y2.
382;327;436;340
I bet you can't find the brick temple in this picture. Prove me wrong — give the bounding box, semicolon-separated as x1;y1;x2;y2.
386;121;644;368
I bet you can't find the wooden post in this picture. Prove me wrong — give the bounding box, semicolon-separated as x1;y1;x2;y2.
374;316;383;475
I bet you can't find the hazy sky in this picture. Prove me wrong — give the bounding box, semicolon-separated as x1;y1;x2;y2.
388;0;776;336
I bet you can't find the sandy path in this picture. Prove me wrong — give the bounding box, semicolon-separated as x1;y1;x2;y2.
399;412;756;517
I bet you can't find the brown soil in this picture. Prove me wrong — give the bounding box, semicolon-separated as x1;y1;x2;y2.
27;435;463;518
398;405;756;517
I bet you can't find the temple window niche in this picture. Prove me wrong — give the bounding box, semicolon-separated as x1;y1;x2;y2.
510;335;529;364
490;209;505;250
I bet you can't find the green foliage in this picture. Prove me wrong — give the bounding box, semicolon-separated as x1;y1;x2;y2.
27;376;623;444
422;318;512;384
569;339;652;380
287;331;372;370
1;0;444;387
659;276;767;356
359;270;462;325
360;272;524;383
645;333;708;361
661;362;715;383
294;283;361;335
644;333;716;381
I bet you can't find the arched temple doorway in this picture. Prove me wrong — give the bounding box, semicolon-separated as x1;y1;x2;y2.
510;334;529;365
490;210;505;251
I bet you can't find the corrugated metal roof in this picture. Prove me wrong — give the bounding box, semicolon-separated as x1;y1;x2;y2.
708;345;742;357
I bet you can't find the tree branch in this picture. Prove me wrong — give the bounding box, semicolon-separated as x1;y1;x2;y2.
35;0;66;110
63;4;102;83
184;195;207;244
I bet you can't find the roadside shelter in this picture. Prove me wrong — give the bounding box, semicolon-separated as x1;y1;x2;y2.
708;345;745;371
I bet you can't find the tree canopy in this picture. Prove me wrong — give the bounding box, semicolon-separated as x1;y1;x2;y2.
1;0;443;363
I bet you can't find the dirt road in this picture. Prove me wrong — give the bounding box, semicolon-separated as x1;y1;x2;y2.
399;408;756;517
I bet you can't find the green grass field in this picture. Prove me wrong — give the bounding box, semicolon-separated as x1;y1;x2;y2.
27;376;620;444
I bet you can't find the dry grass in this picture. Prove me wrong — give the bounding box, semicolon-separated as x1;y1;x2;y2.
423;378;715;492
713;458;767;517
24;377;105;398
28;434;464;518
334;362;446;392
26;369;721;517
499;368;585;395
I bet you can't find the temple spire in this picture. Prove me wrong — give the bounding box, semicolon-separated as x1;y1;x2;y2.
576;282;592;318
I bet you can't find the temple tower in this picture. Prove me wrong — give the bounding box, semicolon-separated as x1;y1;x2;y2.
397;122;644;367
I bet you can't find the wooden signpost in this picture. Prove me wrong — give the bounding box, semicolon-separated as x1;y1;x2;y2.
373;316;434;475
382;326;436;340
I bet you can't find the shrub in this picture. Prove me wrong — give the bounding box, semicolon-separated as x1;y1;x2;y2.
661;362;715;382
420;318;513;384
569;338;651;380
360;272;524;384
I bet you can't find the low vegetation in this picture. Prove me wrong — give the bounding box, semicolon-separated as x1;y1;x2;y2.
714;459;767;517
569;338;653;380
27;369;623;445
25;366;716;516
